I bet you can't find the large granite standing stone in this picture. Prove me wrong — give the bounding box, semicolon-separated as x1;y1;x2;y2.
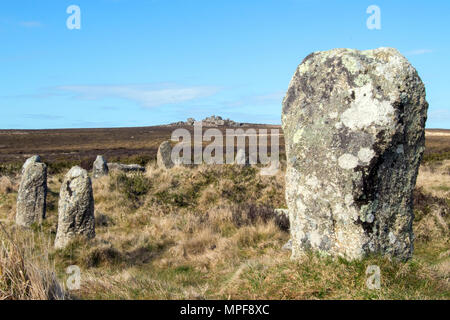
157;141;174;169
16;155;47;227
55;166;95;249
92;155;108;178
282;48;428;261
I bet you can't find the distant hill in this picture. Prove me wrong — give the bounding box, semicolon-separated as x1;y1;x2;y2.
0;125;448;171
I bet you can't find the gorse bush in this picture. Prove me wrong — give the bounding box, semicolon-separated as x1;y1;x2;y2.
0;163;21;177
47;160;81;175
111;172;151;203
422;151;450;164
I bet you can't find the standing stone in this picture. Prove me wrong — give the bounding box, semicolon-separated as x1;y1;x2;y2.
282;48;428;261
92;155;108;178
21;155;41;175
157;141;174;169
16;155;47;227
55;166;95;249
107;163;145;172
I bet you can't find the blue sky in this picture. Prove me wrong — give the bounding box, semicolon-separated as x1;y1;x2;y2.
1;0;449;129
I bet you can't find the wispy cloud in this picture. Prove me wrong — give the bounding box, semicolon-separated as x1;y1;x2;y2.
57;84;220;108
23;114;63;120
429;108;450;118
427;108;450;129
226;90;285;107
406;49;433;56
19;21;42;28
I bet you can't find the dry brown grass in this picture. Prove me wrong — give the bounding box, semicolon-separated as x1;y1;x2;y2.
0;160;449;300
0;177;17;221
416;160;450;198
53;163;447;299
0;223;65;300
0;176;14;194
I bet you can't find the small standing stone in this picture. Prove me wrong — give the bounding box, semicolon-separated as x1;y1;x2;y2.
55;166;95;249
107;163;145;172
157;141;174;170
16;155;47;227
92;155;109;178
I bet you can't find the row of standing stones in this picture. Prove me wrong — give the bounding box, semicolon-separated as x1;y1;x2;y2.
15;155;96;249
15;154;147;249
14;47;427;261
14;141;247;249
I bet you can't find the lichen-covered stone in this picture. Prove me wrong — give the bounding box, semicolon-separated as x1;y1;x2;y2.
282;48;428;261
108;163;145;172
55;166;95;249
16;155;47;227
92;155;108;178
157;141;174;169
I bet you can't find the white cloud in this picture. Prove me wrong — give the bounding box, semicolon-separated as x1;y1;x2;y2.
57;84;220;108
427;108;450;129
227;90;285;107
253;91;285;104
406;49;433;56
23;114;63;120
429;108;450;118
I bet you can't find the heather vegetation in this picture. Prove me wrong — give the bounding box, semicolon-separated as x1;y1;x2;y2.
0;157;448;299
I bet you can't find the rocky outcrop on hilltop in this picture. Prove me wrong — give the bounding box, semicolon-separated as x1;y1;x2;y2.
170;116;243;127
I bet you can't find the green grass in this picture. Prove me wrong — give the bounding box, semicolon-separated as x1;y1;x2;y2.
1;162;449;300
422;151;450;164
432;185;450;192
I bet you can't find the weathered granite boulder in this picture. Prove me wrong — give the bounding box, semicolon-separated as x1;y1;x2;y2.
92;155;108;178
55;166;95;249
16;155;47;227
107;163;145;173
282;48;428;261
21;155;41;175
157;141;174;169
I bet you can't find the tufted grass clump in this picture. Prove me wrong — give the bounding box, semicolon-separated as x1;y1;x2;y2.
0;223;66;300
0;160;449;300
